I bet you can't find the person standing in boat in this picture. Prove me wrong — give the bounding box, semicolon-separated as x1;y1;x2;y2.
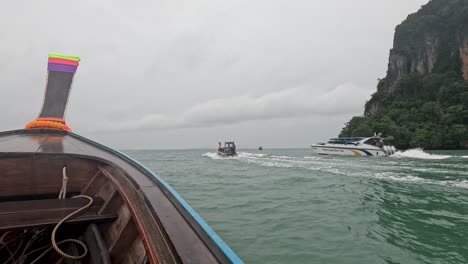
218;142;224;152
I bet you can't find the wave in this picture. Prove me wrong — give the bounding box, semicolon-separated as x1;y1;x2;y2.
462;156;468;159
390;148;451;160
202;151;468;189
202;152;239;160
445;180;468;189
203;151;292;159
374;173;468;189
246;160;296;168
202;151;271;160
270;155;296;159
202;151;314;168
238;152;270;158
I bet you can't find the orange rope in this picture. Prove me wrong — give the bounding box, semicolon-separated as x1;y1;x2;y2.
35;117;66;123
25;120;72;131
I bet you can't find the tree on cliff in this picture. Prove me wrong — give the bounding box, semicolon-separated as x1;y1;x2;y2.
340;0;468;149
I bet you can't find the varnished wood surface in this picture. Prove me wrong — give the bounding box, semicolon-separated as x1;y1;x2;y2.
0;155;99;197
0;197;116;231
83;224;112;264
0;129;235;264
99;165;181;264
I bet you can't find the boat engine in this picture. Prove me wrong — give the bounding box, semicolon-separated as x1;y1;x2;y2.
383;145;397;156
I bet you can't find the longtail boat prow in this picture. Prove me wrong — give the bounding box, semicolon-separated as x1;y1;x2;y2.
0;54;243;264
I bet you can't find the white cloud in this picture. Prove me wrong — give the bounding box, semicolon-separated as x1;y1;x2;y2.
92;83;372;132
0;0;429;148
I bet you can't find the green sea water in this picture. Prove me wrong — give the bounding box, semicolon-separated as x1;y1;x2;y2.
124;148;468;264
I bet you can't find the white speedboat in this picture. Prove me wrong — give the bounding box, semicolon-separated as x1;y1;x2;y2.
311;137;397;156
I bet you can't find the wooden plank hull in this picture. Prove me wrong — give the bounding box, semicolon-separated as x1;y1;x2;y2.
0;129;243;264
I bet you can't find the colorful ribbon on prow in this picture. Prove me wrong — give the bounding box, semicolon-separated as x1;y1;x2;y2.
47;53;80;73
25;53;80;131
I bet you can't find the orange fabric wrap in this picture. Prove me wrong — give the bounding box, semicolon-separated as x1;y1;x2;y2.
25;119;72;131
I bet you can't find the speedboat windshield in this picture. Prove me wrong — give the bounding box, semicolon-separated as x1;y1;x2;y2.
327;137;364;145
363;137;384;147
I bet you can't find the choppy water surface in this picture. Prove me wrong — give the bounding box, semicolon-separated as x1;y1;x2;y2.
124;148;468;264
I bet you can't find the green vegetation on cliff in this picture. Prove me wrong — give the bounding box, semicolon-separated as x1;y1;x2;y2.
341;72;468;149
340;0;468;149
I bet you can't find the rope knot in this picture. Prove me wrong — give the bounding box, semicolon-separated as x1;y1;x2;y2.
58;167;68;199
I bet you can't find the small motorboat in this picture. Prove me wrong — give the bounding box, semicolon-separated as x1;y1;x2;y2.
311;136;397;156
0;54;243;264
217;142;237;156
258;146;263;151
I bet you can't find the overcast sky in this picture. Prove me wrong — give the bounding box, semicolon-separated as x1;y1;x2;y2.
0;0;429;149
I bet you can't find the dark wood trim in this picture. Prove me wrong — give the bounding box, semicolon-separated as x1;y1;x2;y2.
0;197;116;231
108;218;138;263
98;166;180;264
98;190;123;215
0;129;240;263
83;224;111;264
82;171;105;196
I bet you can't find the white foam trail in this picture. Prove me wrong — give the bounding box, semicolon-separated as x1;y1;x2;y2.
390;148;451;160
202;151;271;160
248;160;295;168
203;151;468;189
270;155;295;159
374;173;426;183
373;173;468;189
462;156;468;159
202;152;239;160
203;151;315;169
237;152;268;158
447;180;468;189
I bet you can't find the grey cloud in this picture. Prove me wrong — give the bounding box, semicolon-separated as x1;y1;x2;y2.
92;83;373;132
0;0;429;148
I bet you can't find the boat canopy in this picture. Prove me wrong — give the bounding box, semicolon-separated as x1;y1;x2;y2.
326;136;384;145
329;137;366;141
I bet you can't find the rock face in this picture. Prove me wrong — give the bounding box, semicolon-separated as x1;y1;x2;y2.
387;35;438;87
341;0;468;150
461;36;468;80
364;0;468;117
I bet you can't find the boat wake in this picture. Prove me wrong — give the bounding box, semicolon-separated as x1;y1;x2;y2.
202;152;238;160
373;173;468;189
238;152;270;158
202;152;270;160
202;150;468;189
390;148;451;160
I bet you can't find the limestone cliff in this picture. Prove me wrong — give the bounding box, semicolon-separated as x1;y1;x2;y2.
365;0;468;116
341;0;468;149
461;35;468;80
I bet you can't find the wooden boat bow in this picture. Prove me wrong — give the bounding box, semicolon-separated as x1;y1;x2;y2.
0;54;243;264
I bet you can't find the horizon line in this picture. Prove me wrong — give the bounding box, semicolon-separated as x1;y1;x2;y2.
120;147;313;151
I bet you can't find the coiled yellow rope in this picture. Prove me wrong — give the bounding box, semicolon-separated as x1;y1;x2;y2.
51;195;92;259
29;167;93;263
29;195;93;264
